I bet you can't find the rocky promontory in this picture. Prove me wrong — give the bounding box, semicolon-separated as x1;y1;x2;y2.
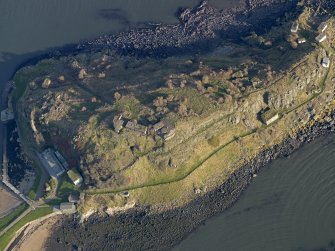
8;0;335;251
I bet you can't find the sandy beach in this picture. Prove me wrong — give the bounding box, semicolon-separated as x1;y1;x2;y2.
10;215;60;251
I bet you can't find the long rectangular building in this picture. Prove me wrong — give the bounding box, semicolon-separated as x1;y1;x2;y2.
39;149;65;178
54;150;69;170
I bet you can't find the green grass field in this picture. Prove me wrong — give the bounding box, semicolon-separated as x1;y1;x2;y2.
0;207;53;251
56;174;80;201
0;203;28;233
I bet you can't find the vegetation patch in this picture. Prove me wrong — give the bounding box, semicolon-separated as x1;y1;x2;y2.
0;207;53;251
0;203;28;233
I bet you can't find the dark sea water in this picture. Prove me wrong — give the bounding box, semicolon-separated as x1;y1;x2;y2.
1;1;334;251
175;134;335;251
0;0;242;83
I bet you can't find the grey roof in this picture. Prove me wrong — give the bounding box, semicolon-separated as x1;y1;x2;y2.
68;193;80;203
60;202;76;211
40;149;65;178
54;151;69;169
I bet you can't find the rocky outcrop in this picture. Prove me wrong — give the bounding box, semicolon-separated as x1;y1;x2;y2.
79;0;299;57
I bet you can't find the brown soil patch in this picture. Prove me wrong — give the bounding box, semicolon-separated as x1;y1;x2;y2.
0;186;22;218
12;215;60;251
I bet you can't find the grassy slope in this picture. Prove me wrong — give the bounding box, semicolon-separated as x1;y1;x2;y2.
83;45;333;209
0;207;53;251
0;204;28;233
88;50;331;194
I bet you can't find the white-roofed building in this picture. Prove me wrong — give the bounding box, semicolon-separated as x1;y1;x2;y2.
318;22;328;33
316;33;327;43
322;57;330;68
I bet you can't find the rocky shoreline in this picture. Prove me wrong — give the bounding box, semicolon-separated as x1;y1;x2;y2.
78;0;299;57
44;110;335;251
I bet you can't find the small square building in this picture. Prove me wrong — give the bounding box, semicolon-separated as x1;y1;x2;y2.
297;38;306;44
60;202;76;213
261;109;280;125
67;169;83;186
316;33;327;43
322;57;330;68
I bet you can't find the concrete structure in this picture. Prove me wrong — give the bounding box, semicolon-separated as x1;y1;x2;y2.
54;150;69;169
67;169;83;186
291;21;299;33
161;127;176;141
122;191;130;198
153;121;165;132
1;108;14;122
318;22;328;33
59;202;76;213
322;57;330;68
155;119;176;141
297;38;306;44
264;114;279;125
68;193;80;203
261;109;280;125
113;115;124;133
316;33;327;43
39;149;65;179
125;121;148;135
